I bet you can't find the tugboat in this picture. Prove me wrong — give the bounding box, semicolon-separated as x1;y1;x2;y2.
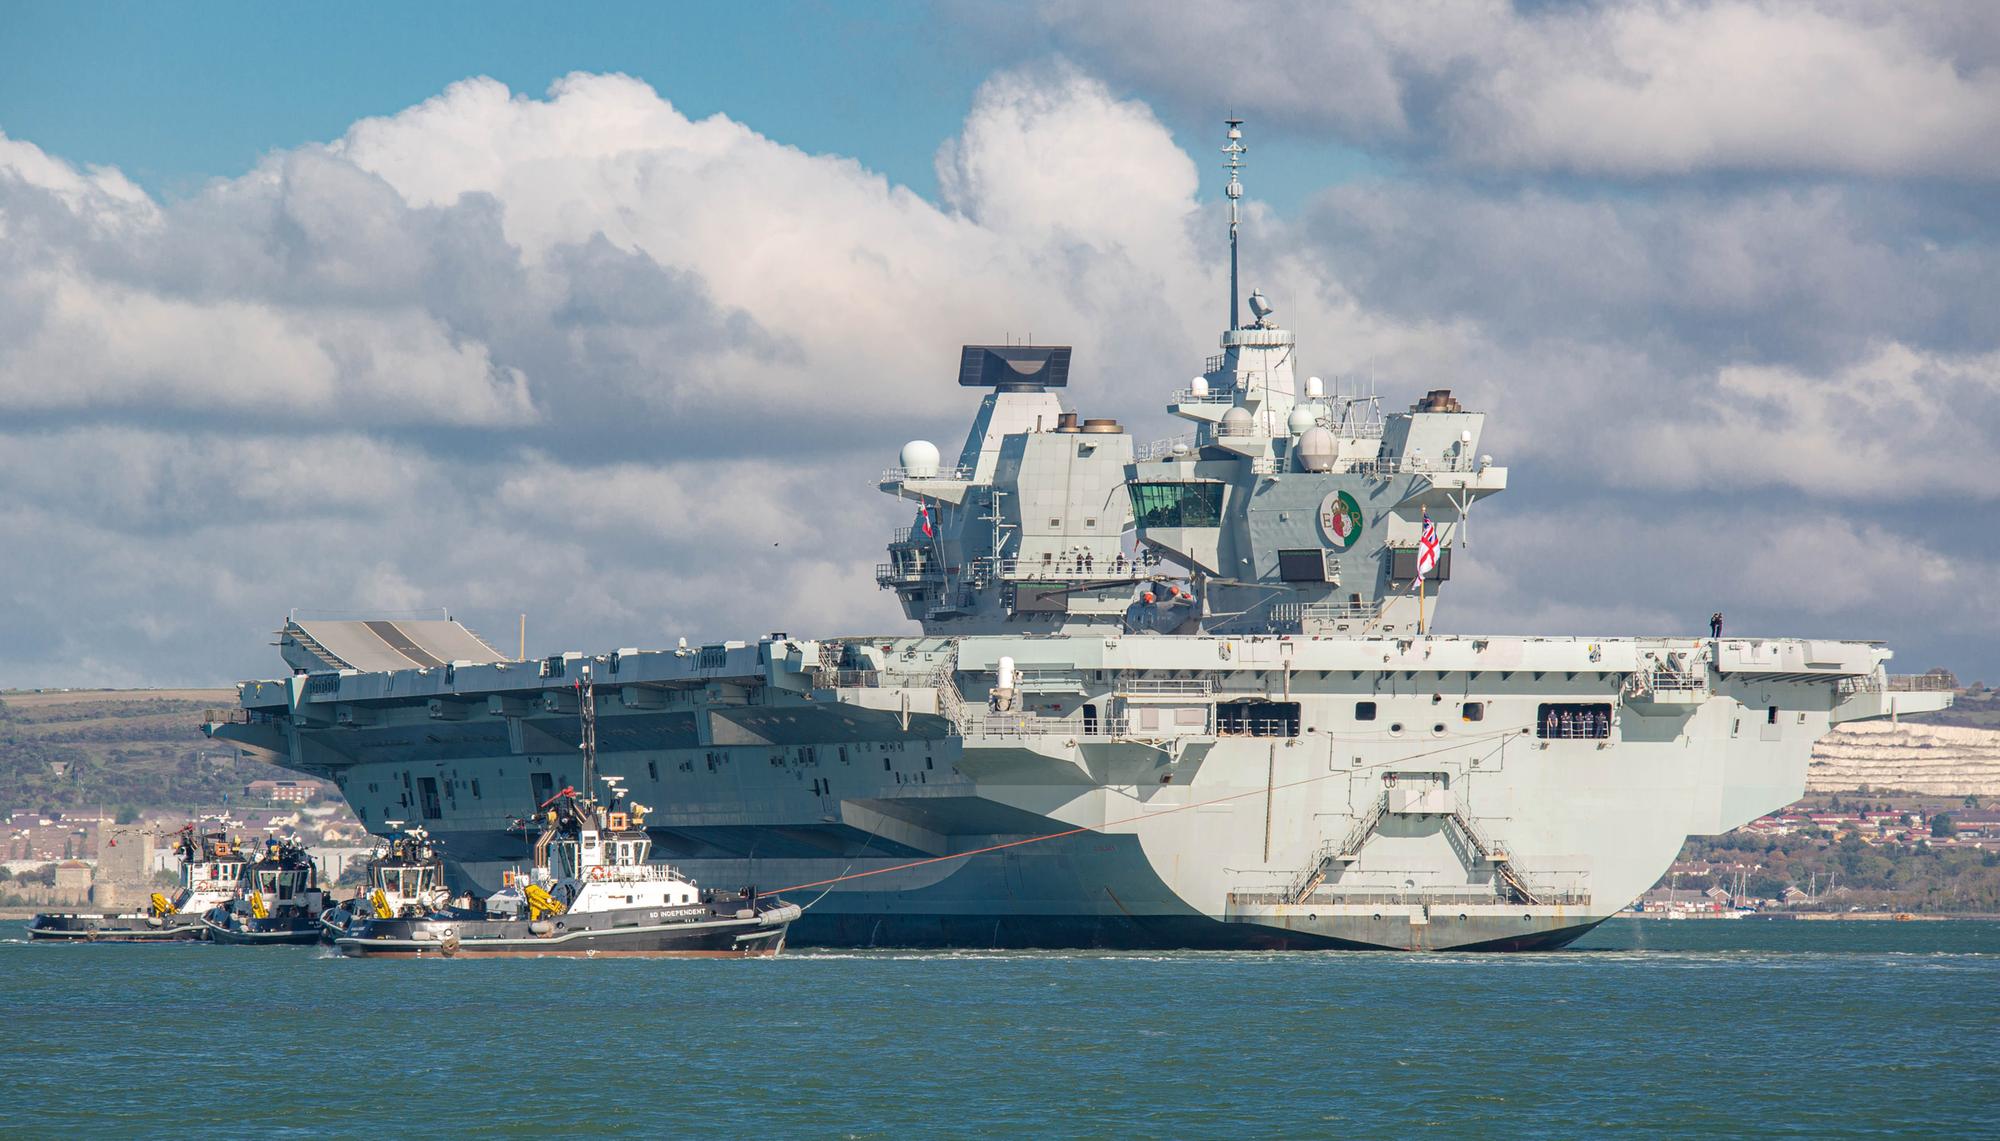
29;824;246;942
335;666;799;958
200;836;330;945
318;824;481;940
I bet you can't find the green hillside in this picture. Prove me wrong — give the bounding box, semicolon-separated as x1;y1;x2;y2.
0;689;284;815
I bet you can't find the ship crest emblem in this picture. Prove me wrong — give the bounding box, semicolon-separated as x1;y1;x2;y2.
1319;490;1363;550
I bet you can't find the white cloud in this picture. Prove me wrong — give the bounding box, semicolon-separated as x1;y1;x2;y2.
1450;505;2000;650
1034;0;2000;178
1619;343;2000;500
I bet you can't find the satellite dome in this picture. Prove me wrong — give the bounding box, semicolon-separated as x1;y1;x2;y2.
1304;376;1325;400
1287;405;1318;437
1296;427;1337;472
900;439;940;478
1220;406;1255;436
1190;376;1209;398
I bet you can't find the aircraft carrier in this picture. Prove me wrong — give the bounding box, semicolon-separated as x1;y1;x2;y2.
206;121;1952;949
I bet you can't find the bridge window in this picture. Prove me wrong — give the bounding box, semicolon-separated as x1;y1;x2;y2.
1389;547;1453;582
1462;702;1485;722
1355;701;1378;721
1216;701;1300;737
1278;549;1337;582
1537;703;1612;739
1129;482;1223;528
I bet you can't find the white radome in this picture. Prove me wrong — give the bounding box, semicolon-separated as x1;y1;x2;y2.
900;440;940;478
1296;426;1337;472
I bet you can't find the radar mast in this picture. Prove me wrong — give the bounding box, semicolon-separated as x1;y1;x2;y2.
1223;118;1246;331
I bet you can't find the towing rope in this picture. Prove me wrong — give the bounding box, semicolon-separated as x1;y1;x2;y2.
766;728;1522;896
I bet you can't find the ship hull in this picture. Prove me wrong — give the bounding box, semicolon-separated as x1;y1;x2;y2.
785;909;1605;952
27;913;209;942
333;909;790;958
210;631;1945;953
200;915;326;945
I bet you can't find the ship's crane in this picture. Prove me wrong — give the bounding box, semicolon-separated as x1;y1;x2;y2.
524;883;566;920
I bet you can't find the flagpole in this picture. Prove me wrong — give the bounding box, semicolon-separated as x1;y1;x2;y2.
1418;572;1427;635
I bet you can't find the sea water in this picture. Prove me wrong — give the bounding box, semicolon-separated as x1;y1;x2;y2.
2;918;1994;1138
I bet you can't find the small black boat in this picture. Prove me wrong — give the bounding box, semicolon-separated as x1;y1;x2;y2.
200;836;330;945
29;825;245;943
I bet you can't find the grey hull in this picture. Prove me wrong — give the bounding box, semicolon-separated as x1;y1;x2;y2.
28;914;209;942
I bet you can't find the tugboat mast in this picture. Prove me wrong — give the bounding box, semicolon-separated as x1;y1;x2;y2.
1223;117;1246;330
578;664;598;806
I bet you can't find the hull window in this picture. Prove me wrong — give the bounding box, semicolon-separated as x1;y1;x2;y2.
1537;703;1612;740
1216;701;1300;738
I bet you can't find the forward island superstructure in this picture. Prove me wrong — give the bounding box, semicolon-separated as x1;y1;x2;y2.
207;122;1951;950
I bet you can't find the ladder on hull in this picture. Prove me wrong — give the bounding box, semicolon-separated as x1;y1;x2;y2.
1284;797;1542;906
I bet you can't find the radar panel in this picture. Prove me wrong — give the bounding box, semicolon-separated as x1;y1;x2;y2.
958;345;1072;389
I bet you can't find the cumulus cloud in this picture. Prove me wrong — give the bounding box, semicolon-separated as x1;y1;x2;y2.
1033;0;2000;178
1620;343;2000;499
0;67;1232;685
1264;175;2000;506
1451;503;2000;656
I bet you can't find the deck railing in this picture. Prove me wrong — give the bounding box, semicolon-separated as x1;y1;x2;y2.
879;464;973;484
1133;435;1198;462
1116;677;1213;696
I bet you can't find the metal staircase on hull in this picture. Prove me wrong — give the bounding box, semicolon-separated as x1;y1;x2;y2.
1284;794;1542;906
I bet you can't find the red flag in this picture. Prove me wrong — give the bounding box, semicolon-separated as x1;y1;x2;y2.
919;504;933;538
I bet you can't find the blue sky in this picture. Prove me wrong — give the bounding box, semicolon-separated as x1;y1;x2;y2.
0;1;1378;208
1;1;1996;686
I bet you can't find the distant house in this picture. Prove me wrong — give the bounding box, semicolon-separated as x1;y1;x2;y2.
52;860;92;905
1781;886;1810;904
1705;886;1732;905
244;779;321;804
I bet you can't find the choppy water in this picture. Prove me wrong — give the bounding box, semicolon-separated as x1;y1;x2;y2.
2;918;1995;1138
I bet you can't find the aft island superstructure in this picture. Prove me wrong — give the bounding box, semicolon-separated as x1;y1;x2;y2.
207;122;1951;950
